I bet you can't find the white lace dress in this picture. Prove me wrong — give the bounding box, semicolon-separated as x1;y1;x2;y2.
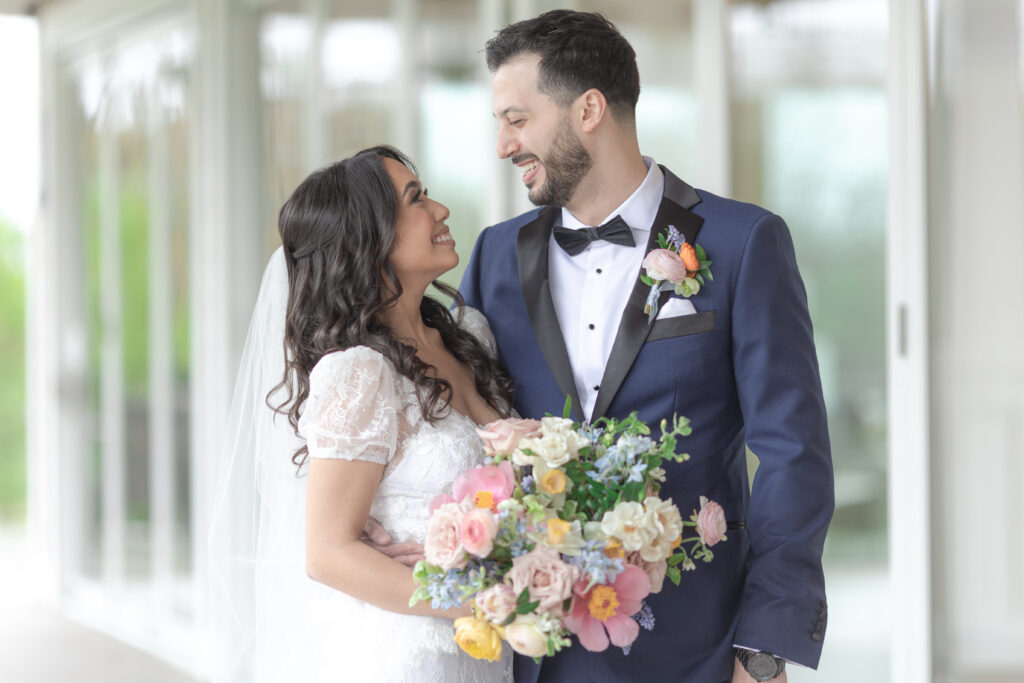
292;307;511;683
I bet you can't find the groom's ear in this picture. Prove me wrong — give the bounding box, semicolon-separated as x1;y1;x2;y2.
577;88;607;133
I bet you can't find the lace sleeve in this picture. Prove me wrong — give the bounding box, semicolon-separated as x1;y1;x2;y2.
455;306;497;357
298;346;399;464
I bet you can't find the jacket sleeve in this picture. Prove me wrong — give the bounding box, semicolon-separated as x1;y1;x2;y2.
730;211;835;668
458;225;490;311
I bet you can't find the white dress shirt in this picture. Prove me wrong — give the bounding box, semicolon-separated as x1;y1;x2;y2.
549;157;664;421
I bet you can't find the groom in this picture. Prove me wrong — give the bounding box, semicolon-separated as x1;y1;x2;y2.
459;10;834;683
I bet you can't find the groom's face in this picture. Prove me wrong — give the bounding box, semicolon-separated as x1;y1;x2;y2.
493;53;592;207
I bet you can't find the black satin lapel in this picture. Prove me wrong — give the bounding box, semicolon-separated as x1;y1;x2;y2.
517;207;584;420
590;196;705;421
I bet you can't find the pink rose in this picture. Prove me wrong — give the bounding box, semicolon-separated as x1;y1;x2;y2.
475;583;518;624
641;248;687;283
695;496;727;547
625;551;668;594
453;461;516;510
476;418;542;456
424;502;468;570
459;508;498;558
505;546;579;615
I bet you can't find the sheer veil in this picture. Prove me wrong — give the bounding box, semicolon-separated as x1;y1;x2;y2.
206;246;320;682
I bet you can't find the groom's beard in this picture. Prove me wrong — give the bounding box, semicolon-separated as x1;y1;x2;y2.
528;117;593;208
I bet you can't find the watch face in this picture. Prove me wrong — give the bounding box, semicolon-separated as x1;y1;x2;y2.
747;652;781;680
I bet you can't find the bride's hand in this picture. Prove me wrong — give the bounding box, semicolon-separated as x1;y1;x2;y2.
362;517;425;567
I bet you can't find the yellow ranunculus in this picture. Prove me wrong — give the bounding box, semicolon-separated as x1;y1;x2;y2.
453;616;504;662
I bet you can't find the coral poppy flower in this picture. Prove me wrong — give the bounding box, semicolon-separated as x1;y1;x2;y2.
563;565;651;652
452;461;516;511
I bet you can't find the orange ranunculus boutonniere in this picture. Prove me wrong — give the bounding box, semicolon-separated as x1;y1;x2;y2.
639;225;713;321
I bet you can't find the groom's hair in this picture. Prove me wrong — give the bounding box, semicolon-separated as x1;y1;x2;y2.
485;9;640;125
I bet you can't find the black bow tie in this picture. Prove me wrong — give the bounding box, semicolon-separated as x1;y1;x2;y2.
552;215;637;256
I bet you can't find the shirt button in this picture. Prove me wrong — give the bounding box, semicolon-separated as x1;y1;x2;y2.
588;323;595;330
593;385;600;391
595;268;603;274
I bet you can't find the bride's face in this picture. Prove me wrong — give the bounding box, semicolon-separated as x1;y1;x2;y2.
383;157;457;289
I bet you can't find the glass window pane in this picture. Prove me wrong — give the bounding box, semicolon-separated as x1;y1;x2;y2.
63;15;195;618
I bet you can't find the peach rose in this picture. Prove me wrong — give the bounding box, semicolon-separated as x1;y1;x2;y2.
505;546;580;615
625;551;668;594
459;508;498;558
642;248;687;283
476;418;542;456
475;583;518;624
679;242;700;273
695;496;727;547
424;502;468;570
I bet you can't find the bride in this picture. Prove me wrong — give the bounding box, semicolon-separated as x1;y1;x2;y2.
208;146;514;682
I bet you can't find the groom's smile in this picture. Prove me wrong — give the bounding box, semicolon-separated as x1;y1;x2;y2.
515;156;541;187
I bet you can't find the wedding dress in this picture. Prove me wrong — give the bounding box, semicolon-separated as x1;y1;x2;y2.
207;247;510;683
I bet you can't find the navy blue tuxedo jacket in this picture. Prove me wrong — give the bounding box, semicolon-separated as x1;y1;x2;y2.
459;167;834;683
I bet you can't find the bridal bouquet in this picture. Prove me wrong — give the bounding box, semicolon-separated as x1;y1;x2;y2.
409;403;727;662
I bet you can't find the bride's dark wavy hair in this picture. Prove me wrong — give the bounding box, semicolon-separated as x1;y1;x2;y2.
272;145;514;468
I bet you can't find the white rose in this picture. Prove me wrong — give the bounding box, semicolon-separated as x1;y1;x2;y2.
512;437;542;467
504;614;549;657
539;417;574;435
600;501;657;552
640;497;683;562
535;433;572;467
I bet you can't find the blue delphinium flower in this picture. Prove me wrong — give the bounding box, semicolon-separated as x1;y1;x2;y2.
521;475;535;494
627;461;647;483
508;518;532;557
566;539;625;587
616;433;653;458
578;424;605;443
426;569;466;610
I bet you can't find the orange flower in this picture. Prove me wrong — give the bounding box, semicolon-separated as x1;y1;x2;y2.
679;242;700;273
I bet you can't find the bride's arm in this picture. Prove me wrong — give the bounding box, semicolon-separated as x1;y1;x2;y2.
305;456;470;619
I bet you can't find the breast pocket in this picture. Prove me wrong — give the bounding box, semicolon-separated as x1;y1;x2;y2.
647;310;716;342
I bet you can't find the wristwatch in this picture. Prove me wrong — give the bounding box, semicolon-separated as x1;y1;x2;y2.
735;649;786;681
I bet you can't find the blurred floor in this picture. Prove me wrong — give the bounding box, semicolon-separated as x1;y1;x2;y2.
0;524;197;683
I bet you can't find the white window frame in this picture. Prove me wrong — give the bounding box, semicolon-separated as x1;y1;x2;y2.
886;1;932;681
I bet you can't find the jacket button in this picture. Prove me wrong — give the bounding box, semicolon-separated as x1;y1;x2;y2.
811;631;823;642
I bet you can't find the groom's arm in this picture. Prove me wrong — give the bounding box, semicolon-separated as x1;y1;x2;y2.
458;225;490;311
730;211;834;669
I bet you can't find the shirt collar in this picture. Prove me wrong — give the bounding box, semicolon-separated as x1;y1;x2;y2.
559;156;664;233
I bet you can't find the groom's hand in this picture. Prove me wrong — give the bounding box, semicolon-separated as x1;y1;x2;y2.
732;657;788;683
362;517;424;567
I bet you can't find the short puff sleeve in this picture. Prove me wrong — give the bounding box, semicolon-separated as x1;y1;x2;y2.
455;306;497;358
298;347;399;464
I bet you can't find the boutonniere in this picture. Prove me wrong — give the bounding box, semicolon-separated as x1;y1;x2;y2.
639;225;713;322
